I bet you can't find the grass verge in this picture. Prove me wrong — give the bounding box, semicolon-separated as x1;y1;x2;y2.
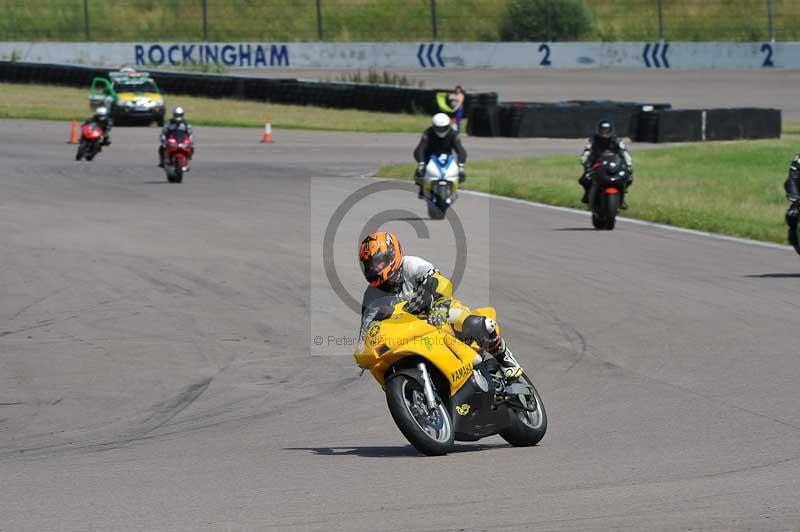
2;0;799;41
0;82;431;133
377;139;800;244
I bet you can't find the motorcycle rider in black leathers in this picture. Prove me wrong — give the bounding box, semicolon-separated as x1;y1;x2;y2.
158;106;193;168
784;154;800;198
84;106;112;146
580;120;633;209
358;231;524;381
413;113;468;199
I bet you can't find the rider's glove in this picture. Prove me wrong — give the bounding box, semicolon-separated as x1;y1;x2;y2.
427;306;448;327
426;298;452;328
458;163;466;183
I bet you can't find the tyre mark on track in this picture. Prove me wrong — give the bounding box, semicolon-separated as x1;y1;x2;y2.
0;377;212;460
134;377;213;436
0;319;56;337
0;373;359;462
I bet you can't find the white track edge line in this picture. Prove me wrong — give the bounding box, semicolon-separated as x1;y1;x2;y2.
372;176;793;252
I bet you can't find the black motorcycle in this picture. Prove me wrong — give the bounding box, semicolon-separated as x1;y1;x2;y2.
587;152;630;230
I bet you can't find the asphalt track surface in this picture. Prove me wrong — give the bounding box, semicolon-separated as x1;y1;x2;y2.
2;119;800;532
240;68;800;123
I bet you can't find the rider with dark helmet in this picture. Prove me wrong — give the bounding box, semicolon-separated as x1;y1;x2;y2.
413;113;468;198
83;106;112;146
358;231;523;381
580;120;634;209
158;106;194;168
784;153;800;197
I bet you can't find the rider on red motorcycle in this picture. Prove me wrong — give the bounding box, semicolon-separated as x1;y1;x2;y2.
83;106;112;146
580;120;633;209
158;107;194;168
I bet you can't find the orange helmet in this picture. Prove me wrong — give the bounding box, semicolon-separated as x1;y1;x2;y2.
358;232;403;287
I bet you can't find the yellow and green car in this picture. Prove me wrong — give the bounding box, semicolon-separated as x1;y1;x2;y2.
89;68;165;126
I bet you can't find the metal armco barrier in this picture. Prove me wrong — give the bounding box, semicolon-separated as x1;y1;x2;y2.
0;61;496;115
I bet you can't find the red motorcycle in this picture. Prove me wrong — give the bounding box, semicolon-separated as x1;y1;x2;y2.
587;151;629;231
164;130;193;183
75;122;105;161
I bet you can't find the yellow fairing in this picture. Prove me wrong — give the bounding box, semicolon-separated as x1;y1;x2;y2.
354;302;496;396
118;92;163;104
430;271;453;299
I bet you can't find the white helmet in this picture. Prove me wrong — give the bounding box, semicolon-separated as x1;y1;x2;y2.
173;106;185;120
95;106;108;118
432;113;451;138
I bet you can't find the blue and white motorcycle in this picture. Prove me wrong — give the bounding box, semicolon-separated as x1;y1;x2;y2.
422;153;460;219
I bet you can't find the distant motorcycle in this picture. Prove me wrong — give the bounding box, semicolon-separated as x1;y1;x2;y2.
786;194;800;255
587;151;630;230
75;122;105;161
164;130;193;183
421;153;460;220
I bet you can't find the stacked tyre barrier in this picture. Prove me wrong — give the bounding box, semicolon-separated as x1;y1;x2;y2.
468;101;781;142
635;108;782;142
468;101;671;139
0;61;497;115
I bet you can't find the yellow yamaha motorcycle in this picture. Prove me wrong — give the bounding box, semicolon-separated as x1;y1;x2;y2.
355;300;547;456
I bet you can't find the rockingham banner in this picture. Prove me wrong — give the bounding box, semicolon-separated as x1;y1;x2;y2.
2;41;799;70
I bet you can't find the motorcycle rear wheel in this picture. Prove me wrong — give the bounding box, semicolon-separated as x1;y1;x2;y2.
499;375;547;447
386;374;453;456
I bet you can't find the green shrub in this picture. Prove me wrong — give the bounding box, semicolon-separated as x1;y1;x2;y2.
502;0;594;41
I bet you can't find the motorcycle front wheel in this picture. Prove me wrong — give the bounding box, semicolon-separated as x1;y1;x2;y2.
168;162;183;183
426;197;448;220
499;375;547;447
604;194;619;230
385;374;453;456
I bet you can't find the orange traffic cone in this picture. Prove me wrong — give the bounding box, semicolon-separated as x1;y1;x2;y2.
260;119;274;143
67;120;79;144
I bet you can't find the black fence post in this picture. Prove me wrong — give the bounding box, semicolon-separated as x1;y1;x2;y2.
657;0;664;41
316;0;324;41
768;0;775;41
83;0;90;40
202;0;208;40
431;0;437;40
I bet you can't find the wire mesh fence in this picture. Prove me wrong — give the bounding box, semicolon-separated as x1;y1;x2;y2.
0;0;797;42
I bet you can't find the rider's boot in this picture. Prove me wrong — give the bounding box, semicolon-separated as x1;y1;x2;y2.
487;338;523;381
579;178;590;204
620;181;631;210
157;146;165;168
418;185;424;199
